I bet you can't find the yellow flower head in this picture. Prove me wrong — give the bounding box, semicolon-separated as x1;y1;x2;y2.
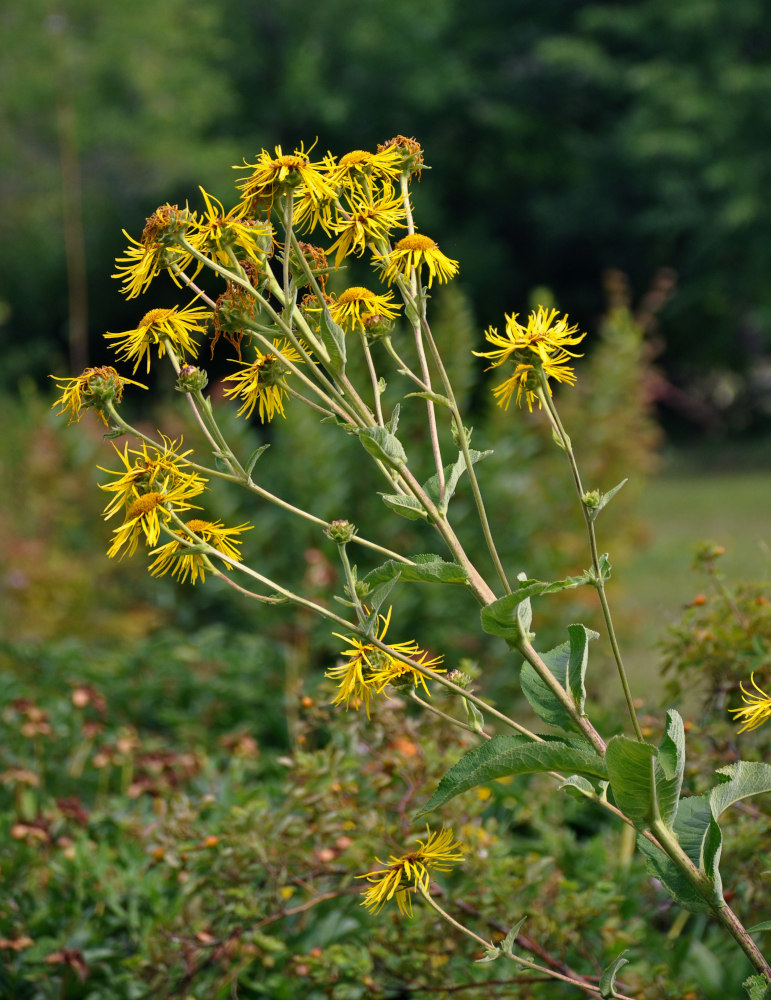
148;518;252;585
327;147;404;189
50;366;146;425
221;338;304;422
104;303;211;373
236;143;337;220
326;185;407;268
378;233;458;288
730;673;771;733
327;607;444;717
358;827;464;918
99;436;207;520
112;204;199;299
188;188;273;267
377;135;425;179
106;478;202;560
329;286;400;333
473;306;586;411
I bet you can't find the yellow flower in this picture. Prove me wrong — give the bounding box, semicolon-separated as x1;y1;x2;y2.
106;479;202;560
104;303;211;373
329;286;400;333
235;143;337;220
113;204;199;299
473;306;586;411
187;188;273;267
99;436;207;520
50;367;146;425
327;147;404;189
326;185;407;268
358;827;464;918
326;607;444;717
377;233;458;288
221;338;304;422
148;518;252;585
730;674;771;733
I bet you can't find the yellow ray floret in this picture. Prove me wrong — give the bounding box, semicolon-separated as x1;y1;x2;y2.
730;673;771;733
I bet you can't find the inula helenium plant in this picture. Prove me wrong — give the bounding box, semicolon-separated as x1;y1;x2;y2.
53;138;771;998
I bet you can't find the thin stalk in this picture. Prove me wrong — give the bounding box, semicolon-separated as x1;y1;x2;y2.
418;889;636;1000
336;541;366;627
536;375;643;741
382;336;427;389
412;291;511;594
357;328;384;425
409;691;490;739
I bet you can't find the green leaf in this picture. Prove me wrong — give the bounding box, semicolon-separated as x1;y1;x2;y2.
600;950;630;999
463;698;485;733
637;831;715;915
748;922;771;934
245;444;270;477
385;402;401;435
605;736;658;827
380;493;427;520
404;390;452;408
358;426;407;469
475;947;501;964
520;625;597;732
480;573;591;643
415;735;608;818
500;916;528;956
364;555;467;588
657;709;686;826
365;574;401;615
422;449;493;515
710;761;771;818
743;974;771;999
319;307;346;374
588;479;628;523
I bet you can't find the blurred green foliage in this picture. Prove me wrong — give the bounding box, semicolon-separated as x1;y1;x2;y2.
3;0;771;405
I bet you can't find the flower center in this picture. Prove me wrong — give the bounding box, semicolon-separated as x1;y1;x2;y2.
126;492;163;519
139;308;173;329
184;519;211;534
394;234;437;252
338;287;376;304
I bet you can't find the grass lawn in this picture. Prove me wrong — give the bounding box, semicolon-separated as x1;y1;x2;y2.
611;464;771;701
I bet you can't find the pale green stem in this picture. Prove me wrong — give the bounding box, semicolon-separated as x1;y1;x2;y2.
357;328;384;425
336;541;367;627
284;383;337;418
535;375;643;742
410;288;511;594
417;888;635;999
409;691;490;739
382;336;427;389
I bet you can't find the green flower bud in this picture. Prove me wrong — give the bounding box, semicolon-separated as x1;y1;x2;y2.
176;365;209;393
325;519;357;544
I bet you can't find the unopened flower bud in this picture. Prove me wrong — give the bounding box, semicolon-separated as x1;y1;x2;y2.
581;489;601;510
448;669;472;689
176;365;208;393
363;313;395;342
325;519;357;544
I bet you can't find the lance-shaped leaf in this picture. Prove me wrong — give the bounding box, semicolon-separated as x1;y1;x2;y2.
358;426;408;469
481;573;591;643
415;735;608;818
319;307;346;374
364;554;467;588
600;950;630;999
422;449;493;516
520;625;597;732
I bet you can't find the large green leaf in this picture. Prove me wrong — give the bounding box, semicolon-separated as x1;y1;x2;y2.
743;974;771;999
605;735;658;828
657;709;686;827
519;625;596;732
380;493;427;520
711;761;771;817
480;573;591;643
415;734;607;818
364;554;468;588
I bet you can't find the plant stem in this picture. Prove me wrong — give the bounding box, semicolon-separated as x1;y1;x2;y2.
536;375;643;741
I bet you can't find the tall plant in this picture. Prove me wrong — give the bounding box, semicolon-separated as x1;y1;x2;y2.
53;138;771;997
